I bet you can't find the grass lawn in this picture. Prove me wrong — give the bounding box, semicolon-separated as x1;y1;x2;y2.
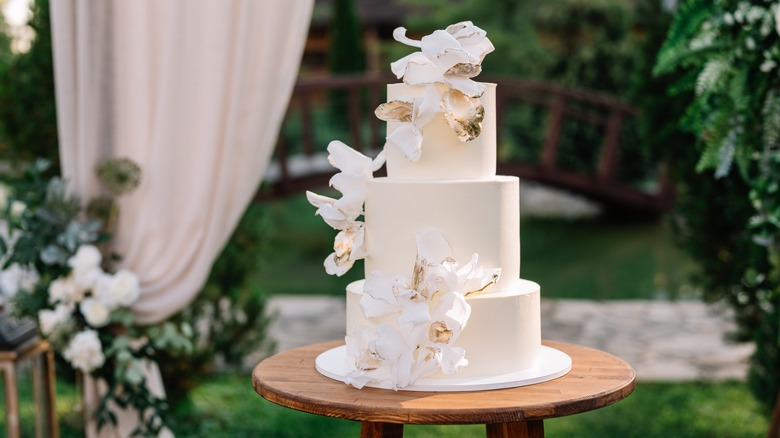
256;194;698;301
1;373;763;437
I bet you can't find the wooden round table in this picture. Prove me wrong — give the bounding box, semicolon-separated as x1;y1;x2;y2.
253;340;635;438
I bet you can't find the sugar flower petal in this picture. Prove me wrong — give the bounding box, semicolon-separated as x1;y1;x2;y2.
324;252;354;277
441;88;485;140
387;124;423;162
375;98;413;122
415;229;453;264
327;140;374;177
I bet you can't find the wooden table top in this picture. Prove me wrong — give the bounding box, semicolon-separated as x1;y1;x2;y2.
253;340;636;425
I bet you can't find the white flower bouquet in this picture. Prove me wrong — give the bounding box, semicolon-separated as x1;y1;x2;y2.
0;159;192;437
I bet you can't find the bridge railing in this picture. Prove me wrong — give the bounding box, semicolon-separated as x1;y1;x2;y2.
257;74;675;214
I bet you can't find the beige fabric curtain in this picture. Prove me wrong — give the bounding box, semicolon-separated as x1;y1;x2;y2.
50;0;313;435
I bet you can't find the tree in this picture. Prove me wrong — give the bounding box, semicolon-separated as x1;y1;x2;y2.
0;0;58;169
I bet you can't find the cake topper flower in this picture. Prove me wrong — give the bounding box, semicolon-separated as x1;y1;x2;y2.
391;22;494;98
377;21;494;162
345;229;500;389
306;141;385;276
375;84;441;162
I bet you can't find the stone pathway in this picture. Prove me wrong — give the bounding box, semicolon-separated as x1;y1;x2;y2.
252;296;753;382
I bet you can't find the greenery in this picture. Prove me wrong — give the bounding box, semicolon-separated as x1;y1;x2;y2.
0;0;58;167
389;0;677;190
0;374;768;437
159;203;275;409
654;0;780;417
0;159;193;437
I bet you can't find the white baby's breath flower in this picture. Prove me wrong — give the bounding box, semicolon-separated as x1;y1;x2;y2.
79;297;111;328
38;304;72;336
63;329;105;373
761;59;777;72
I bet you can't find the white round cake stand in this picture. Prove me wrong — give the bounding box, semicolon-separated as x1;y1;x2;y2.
315;345;572;392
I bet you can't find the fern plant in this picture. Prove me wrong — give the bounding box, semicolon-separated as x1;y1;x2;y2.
656;0;780;423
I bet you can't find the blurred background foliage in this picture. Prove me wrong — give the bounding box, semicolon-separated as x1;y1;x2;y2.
1;0;776;427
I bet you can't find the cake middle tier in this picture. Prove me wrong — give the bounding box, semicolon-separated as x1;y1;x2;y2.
364;176;520;289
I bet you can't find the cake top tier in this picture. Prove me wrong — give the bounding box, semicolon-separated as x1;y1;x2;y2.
375;22;496;180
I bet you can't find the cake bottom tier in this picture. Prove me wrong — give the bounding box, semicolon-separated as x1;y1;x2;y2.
346;279;541;379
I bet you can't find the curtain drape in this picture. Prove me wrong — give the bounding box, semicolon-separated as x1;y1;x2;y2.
50;0;313;435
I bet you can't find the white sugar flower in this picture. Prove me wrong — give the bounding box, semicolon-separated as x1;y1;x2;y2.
391;21;494;98
346;324;414;390
324;223;366;276
63;329;105;373
79;297;111;328
306;192;355;230
376;84;441;162
348;229;499;388
38;304;72;336
93;269;140;309
307;141;385;276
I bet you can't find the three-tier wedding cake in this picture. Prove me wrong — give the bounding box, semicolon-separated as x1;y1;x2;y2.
308;22;570;391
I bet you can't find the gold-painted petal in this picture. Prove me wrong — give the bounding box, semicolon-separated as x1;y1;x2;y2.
444;62;482;79
375;100;413;122
428;321;453;344
440;89;485;142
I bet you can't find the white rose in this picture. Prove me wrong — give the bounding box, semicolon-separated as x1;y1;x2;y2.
68;245;103;275
79;298;111;328
48;276;84;306
38;304;72;336
71;266;102;292
94;269;140;309
63;329;105;373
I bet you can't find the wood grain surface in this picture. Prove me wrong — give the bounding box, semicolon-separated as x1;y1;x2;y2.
253;340;635;425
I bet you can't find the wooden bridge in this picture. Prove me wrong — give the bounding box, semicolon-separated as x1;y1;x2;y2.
258;75;675;215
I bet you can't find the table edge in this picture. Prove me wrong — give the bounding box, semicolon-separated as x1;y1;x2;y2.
253;340;636;424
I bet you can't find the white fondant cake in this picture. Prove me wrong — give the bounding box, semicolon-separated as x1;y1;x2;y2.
307;21;556;390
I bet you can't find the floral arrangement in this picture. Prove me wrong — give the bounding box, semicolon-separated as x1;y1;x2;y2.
0;159;192;437
375;21;495;161
346;229;500;389
306;141;385;276
654;0;780;419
